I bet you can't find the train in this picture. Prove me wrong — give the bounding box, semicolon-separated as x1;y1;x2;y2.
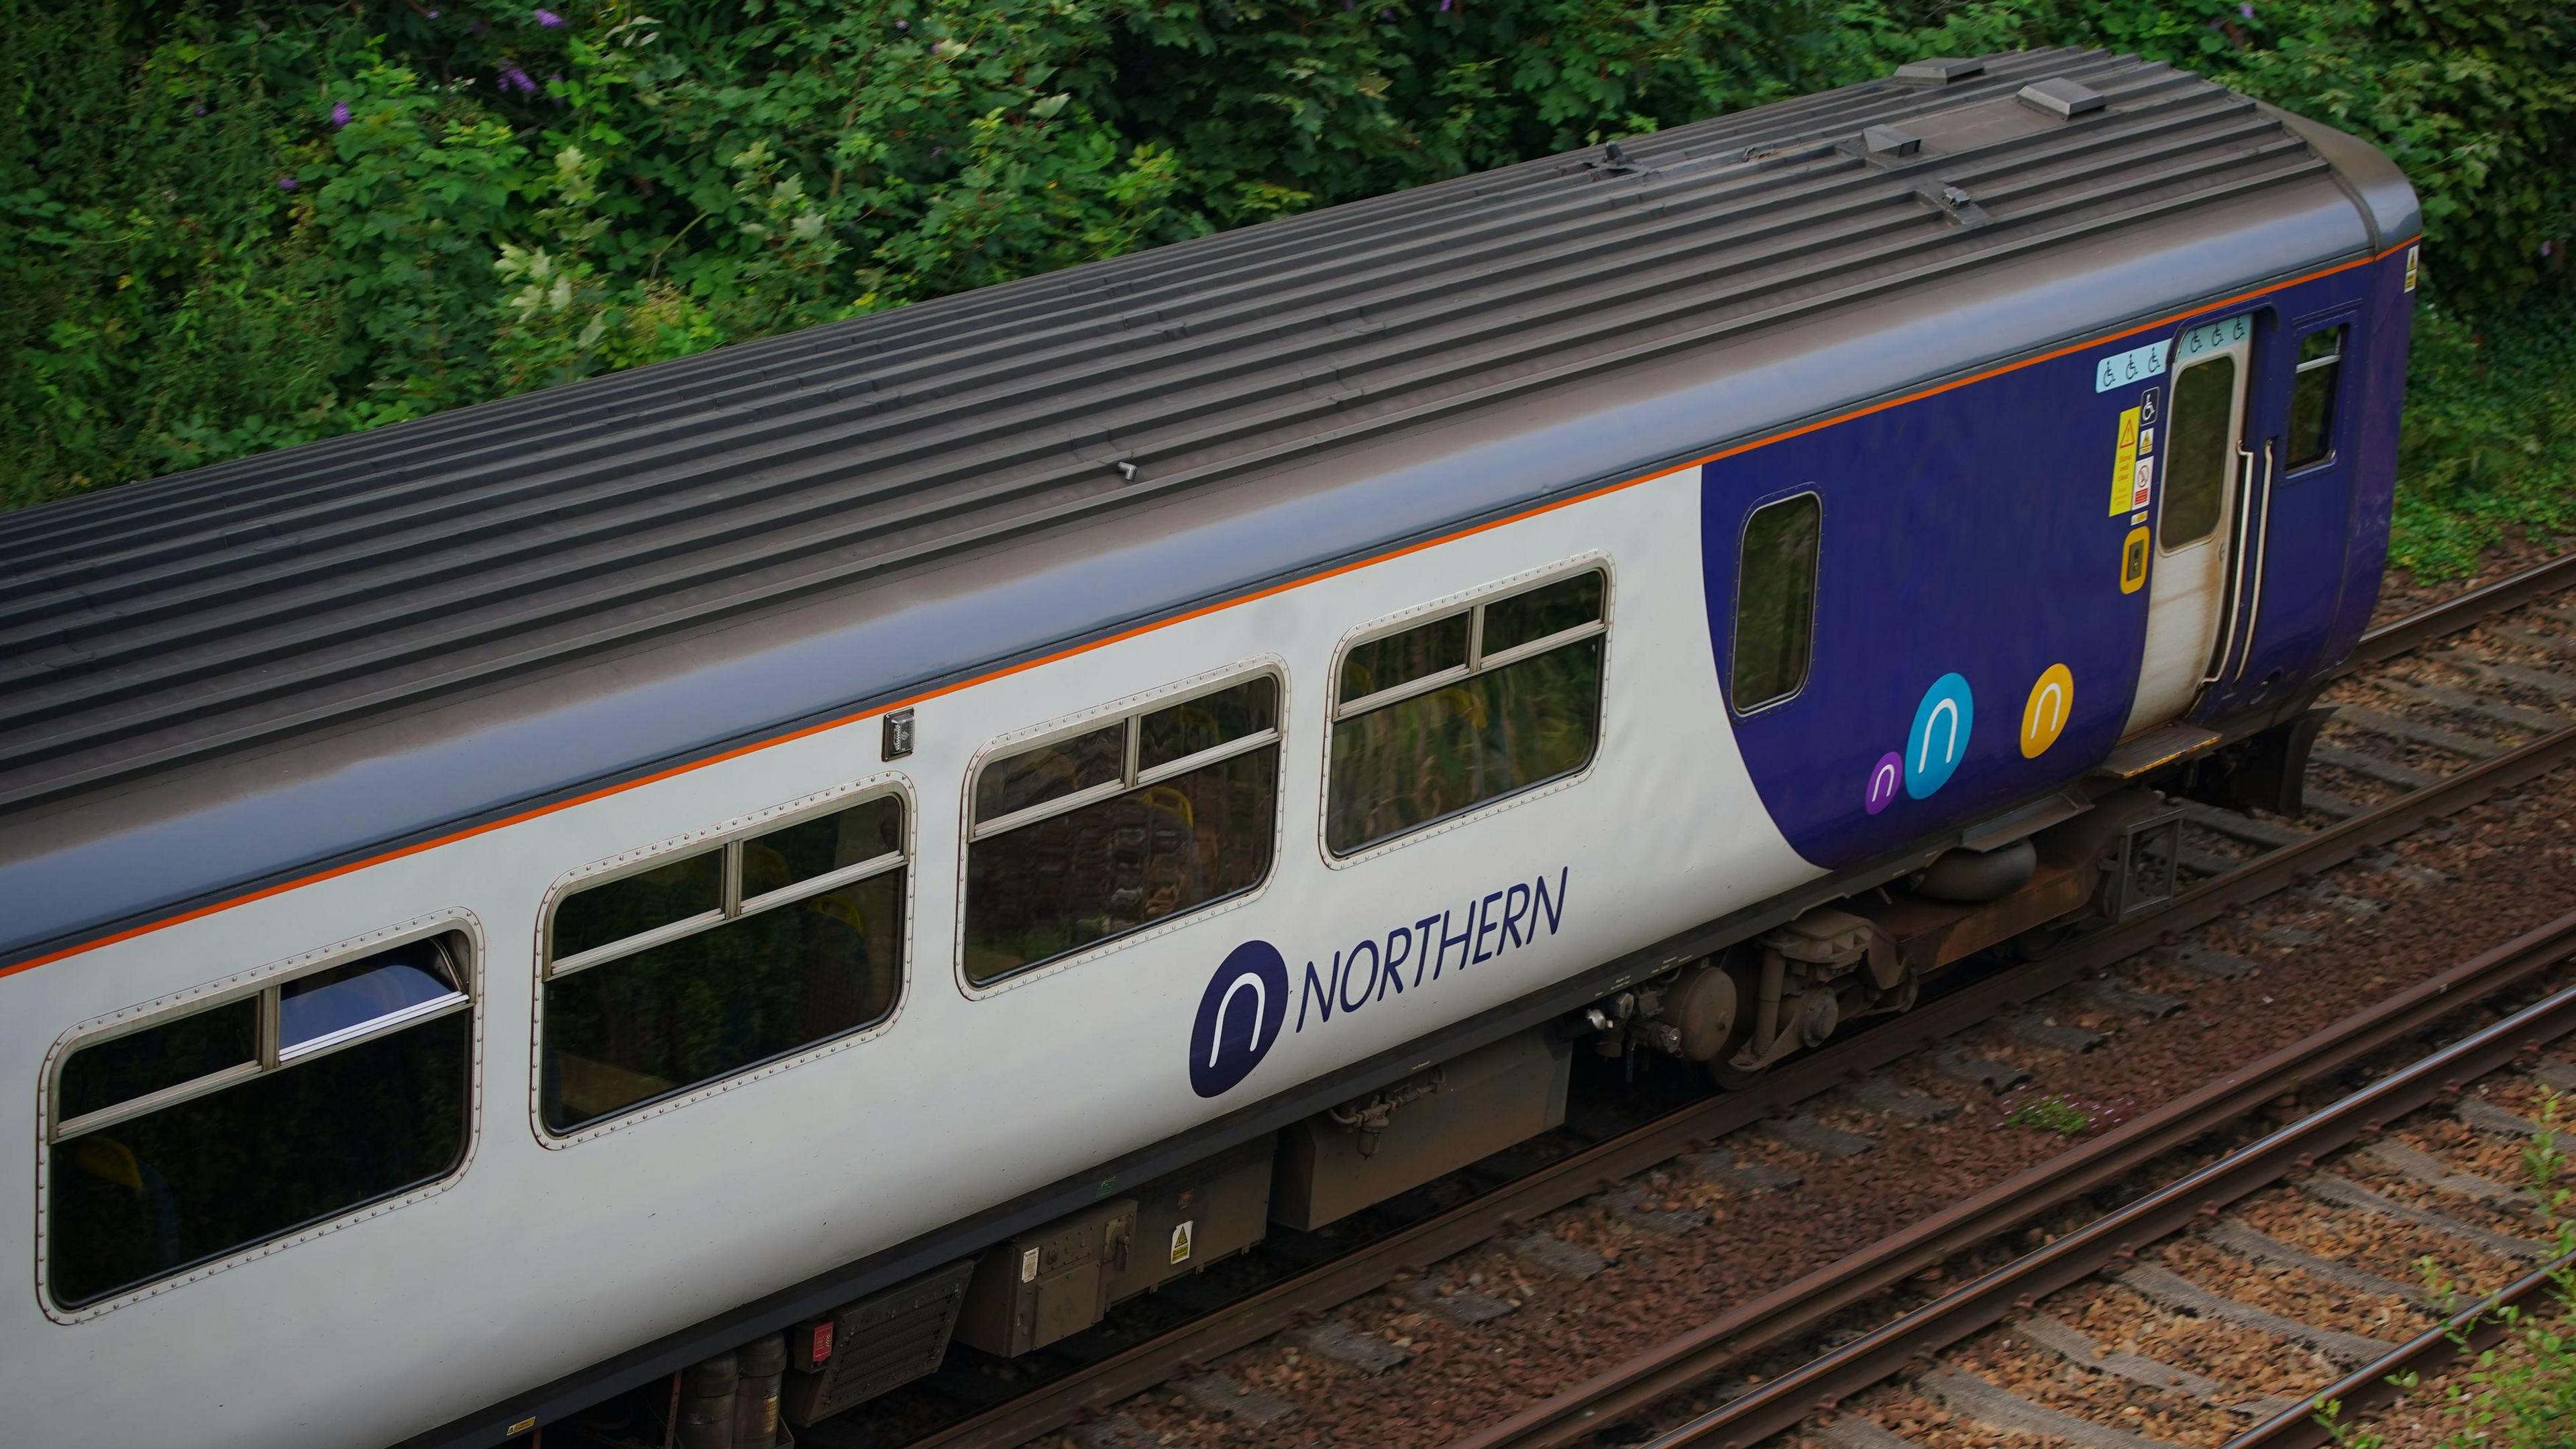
0;47;2416;1448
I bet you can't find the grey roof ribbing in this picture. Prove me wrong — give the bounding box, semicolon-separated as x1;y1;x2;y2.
0;49;2334;814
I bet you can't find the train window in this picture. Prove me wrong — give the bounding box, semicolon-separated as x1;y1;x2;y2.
2286;325;2345;469
1327;570;1606;855
46;933;472;1310
965;674;1280;985
542;793;907;1132
2160;354;2238;549
1731;495;1819;712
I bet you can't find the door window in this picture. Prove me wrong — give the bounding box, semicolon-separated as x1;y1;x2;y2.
1731;494;1821;712
2286;325;2347;470
2159;354;2239;549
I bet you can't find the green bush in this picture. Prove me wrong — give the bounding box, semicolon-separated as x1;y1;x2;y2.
2386;293;2576;579
3;0;2569;539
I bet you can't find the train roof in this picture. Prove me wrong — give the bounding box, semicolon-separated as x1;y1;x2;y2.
0;47;2415;967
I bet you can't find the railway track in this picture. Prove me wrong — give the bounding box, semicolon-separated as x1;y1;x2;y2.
1463;918;2576;1449
849;557;2576;1449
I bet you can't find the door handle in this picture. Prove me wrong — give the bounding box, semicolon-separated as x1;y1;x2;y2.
2229;439;2277;684
2202;444;2262;686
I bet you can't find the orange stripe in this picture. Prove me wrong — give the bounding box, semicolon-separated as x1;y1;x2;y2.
3;237;2417;981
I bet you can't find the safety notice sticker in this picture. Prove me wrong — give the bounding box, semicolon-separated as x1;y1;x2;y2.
2109;406;2142;517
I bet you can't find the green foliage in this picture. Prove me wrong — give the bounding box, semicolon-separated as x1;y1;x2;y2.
1;0;2569;525
2320;1098;2576;1449
2006;1093;2094;1136
2385;292;2576;579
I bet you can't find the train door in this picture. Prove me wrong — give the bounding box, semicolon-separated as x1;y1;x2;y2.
2123;317;2254;735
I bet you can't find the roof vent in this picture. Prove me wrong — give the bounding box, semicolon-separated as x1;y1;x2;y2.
2017;77;2107;119
1895;56;1985;85
1588;139;1644;176
1862;125;1922;158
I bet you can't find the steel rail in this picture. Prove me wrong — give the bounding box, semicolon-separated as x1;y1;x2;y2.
2346;553;2576;669
2222;1247;2576;1449
903;564;2576;1449
1611;948;2576;1449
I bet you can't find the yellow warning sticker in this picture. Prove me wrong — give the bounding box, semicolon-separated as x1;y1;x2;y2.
2109;407;2141;517
2121;525;2151;594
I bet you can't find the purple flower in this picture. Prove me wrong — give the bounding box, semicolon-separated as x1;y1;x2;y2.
277;176;300;191
533;7;564;26
193;103;209;116
894;17;908;28
1439;0;1452;9
2239;1;2254;15
426;7;439;15
500;63;538;95
330;100;352;127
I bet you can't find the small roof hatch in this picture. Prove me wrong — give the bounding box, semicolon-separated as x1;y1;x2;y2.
2017;76;2108;119
1895;56;1986;85
1862;125;1923;158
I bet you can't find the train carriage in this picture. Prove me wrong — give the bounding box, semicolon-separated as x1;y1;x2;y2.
0;48;2416;1447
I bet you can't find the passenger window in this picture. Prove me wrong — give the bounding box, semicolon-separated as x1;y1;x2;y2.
964;676;1279;985
46;934;471;1309
2160;354;2239;549
543;794;906;1133
1731;495;1819;712
2286;325;2345;469
1326;570;1606;855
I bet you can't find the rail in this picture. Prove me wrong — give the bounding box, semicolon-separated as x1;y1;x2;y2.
1582;920;2576;1449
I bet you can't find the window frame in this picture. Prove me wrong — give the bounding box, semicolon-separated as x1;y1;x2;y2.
533;777;914;1144
957;661;1288;995
1321;557;1613;864
38;912;484;1319
1726;490;1823;718
2283;317;2353;475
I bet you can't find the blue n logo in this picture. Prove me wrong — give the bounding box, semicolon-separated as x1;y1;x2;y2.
1189;941;1288;1098
1906;673;1975;799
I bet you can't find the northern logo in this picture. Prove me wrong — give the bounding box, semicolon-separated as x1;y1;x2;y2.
1189;940;1288;1098
1187;869;1573;1098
